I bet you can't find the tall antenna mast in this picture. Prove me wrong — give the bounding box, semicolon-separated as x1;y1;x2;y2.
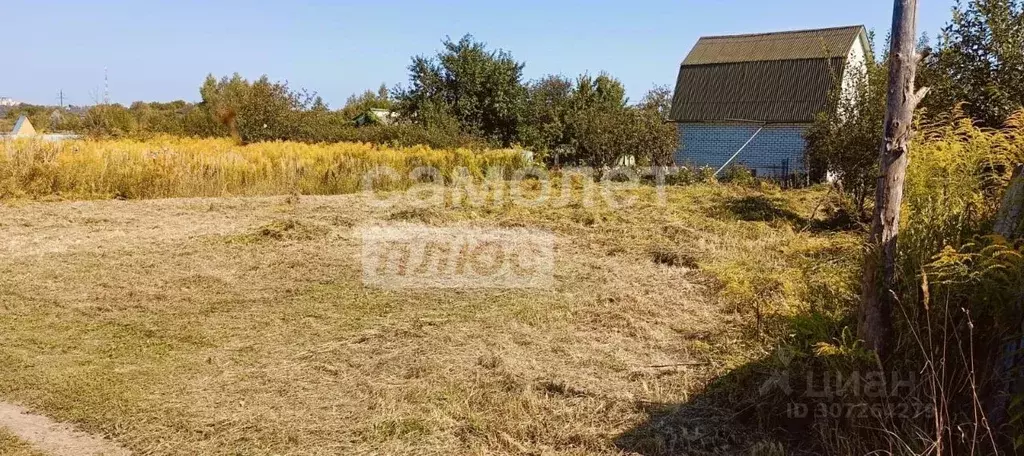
103;67;109;105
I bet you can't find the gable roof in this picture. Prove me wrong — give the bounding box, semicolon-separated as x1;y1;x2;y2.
670;25;868;123
11;116;36;136
683;25;869;65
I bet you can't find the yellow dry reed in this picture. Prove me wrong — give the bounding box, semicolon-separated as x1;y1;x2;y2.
0;136;529;200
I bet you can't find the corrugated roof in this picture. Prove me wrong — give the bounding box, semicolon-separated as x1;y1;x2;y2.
683;26;866;65
670;25;868;123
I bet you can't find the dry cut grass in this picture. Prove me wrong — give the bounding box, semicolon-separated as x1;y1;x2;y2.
0;183;857;455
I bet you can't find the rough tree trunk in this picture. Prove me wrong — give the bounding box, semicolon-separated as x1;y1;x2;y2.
859;0;929;358
994;165;1024;238
988;164;1024;442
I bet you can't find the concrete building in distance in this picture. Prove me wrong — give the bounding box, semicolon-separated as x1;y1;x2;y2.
10;116;37;137
2;115;79;142
669;25;869;178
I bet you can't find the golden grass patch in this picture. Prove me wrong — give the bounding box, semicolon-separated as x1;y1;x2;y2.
0;136;528;200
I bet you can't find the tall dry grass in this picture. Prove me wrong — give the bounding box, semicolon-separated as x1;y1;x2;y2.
0;136;529;200
824;111;1024;454
890;111;1024;454
722;111;1024;455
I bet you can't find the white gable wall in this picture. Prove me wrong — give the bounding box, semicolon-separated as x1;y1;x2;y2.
840;36;868;103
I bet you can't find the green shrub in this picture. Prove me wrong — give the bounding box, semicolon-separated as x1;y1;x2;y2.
804;46;886;218
718;165;756;186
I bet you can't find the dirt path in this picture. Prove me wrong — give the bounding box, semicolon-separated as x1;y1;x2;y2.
0;403;129;456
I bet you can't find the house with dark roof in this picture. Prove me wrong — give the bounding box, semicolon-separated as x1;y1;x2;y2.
669;25;869;178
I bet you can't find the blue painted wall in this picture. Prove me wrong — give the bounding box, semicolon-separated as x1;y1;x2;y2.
674;123;809;177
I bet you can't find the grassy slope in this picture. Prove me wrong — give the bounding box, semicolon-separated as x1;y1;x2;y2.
0;184;857;455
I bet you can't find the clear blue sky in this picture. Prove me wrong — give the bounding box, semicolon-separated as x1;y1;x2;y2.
2;0;954;108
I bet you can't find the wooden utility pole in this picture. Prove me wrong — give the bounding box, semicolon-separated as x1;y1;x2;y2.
859;0;929;357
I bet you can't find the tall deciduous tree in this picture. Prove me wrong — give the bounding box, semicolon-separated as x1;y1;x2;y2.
520;75;574;156
920;0;1024;126
565;75;676;168
340;83;393;121
570;73;628;113
860;0;929;357
638;85;674;119
396;35;527;146
519;74;677;167
198;73;319;143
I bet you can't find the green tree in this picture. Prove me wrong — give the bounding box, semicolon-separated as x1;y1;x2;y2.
568;106;677;168
520;75;574;156
395;35;527;145
234;76;304;142
920;0;1024;126
636;86;679;165
638;85;674;119
198;73;250;140
340;83;393;121
82;104;139;137
518;72;676;167
570;72;627;112
562;73;629;165
806;49;887;218
197;73;313;143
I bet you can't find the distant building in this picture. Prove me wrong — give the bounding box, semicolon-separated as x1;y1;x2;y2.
669;25;869;178
0;97;21;107
1;115;79;142
353;108;399;127
10;116;36;137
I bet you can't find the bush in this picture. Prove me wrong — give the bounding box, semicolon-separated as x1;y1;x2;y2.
81;104;140;138
1;104;57;134
568;106;678;168
718;164;756;186
664;166;715;186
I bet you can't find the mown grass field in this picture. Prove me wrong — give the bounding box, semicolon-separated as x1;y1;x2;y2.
0;173;858;455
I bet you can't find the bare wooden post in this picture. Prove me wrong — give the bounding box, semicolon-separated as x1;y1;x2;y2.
859;0;929;357
988;165;1024;439
994;165;1024;238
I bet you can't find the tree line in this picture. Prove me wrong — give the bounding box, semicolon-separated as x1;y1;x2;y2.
3;35;677;168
